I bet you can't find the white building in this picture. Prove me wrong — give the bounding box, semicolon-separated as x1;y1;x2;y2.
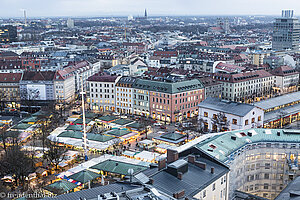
67;18;75;28
88;74;121;112
271;65;299;94
115;77;137;114
214;70;274;103
198;97;264;132
54;68;75;102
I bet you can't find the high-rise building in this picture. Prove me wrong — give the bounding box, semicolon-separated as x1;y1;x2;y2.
272;10;300;51
67;18;75;28
0;25;17;43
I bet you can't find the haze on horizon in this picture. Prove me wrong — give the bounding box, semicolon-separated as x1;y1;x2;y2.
0;0;299;18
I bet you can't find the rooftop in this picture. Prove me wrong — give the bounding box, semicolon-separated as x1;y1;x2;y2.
195;128;300;162
198;97;256;117
91;159;148;176
254;91;300;110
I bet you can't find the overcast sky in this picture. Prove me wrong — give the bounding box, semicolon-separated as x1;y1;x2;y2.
0;0;299;18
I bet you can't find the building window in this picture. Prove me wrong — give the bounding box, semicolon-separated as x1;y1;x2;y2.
204;112;208;117
245;120;249;125
251;118;255;123
203;190;206;198
258;116;261;121
232;119;237;125
212;183;215;191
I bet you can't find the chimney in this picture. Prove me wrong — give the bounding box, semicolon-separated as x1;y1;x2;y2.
177;172;183;180
167;149;179;163
211;167;215;174
194;161;206;170
158;158;166;170
231;136;236;140
277;131;281;136
188;155;195;164
247;132;252;137
173;190;185;199
149;178;154;184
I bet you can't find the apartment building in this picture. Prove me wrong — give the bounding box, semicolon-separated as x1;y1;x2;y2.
115;77;137;114
132;79;205;122
54;68;76;103
0;73;23;109
88;74;121;112
132;79;150;117
214;70;275;103
270;65;299;94
20;71;56;102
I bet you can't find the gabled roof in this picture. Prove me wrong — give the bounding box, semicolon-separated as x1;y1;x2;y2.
132;79;204;94
91;159;147;175
22;71;56;81
68;170;100;184
0;73;22;83
198;97;256;117
44;180;77;194
270;65;299;76
88;74;119;82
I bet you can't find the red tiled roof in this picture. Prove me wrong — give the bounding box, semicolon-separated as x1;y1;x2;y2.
271;65;299;76
214;70;273;83
22;71;56;81
0;73;22;82
88;74;119;82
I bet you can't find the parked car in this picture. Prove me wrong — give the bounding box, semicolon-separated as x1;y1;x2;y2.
120;115;128;119
154;122;162;126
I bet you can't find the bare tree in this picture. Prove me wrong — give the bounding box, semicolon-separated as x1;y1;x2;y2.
43;140;67;171
0;145;34;188
211;112;230;133
0;90;7;112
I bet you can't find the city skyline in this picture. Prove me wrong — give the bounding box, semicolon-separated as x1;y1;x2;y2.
0;0;300;18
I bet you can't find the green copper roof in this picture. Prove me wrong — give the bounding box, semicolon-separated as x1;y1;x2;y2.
11;123;32;130
44;180;77;194
58;131;82;139
112;119;134;125
22;116;38;123
132;79;204;94
161;132;186;141
195;128;300;163
91;159;147;175
126;122;143;129
73;118;92;125
58;131;114;142
68;169;100;184
66;125;83;131
97;115;118;122
81;112;98;119
106;129;131;136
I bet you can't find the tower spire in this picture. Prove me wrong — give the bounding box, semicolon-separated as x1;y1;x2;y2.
145;9;147;19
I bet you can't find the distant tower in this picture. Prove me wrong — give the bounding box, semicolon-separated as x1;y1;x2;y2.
67;18;75;29
223;18;230;34
144;9;147;19
24;10;27;26
273;10;300;51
